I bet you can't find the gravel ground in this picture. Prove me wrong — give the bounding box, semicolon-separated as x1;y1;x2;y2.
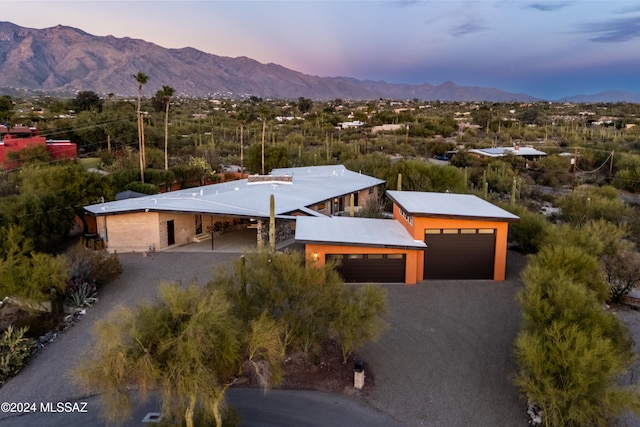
613;307;640;427
361;251;530;427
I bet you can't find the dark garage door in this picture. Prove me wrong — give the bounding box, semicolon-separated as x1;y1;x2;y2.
424;229;495;280
327;254;406;283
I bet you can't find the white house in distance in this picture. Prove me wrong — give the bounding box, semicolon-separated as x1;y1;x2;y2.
468;146;547;161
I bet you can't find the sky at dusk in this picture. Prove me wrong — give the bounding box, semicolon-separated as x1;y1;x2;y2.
2;0;640;100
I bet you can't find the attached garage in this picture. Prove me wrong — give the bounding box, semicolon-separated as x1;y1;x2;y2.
423;229;496;280
327;253;406;283
386;191;519;282
295;216;426;285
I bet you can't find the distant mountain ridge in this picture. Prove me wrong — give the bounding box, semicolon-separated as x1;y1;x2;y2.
0;22;638;103
558;91;640;103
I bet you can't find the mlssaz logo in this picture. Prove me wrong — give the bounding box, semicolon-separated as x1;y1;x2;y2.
40;402;88;413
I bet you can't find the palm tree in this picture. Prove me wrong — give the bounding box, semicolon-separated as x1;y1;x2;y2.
259;105;271;175
133;71;149;182
236;109;247;174
157;85;175;170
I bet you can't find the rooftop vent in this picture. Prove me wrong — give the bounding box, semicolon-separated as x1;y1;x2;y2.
247;175;293;185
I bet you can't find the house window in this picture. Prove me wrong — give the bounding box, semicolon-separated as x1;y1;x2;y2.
400;208;413;225
478;229;495;234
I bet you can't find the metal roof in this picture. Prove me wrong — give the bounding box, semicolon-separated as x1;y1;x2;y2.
468;146;547;157
84;165;384;218
295;216;427;249
386;191;520;221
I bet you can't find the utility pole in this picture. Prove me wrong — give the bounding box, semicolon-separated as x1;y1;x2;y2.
572;147;579;190
609;150;614;179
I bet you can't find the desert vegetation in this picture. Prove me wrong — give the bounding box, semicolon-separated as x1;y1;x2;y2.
2;90;640;425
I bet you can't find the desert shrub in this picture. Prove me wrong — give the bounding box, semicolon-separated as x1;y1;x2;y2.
515;227;640;425
526;244;608;301
211;250;388;355
66;244;122;286
603;241;640;303
124;181;159;195
499;203;551;254
64;280;98;308
0;325;35;384
557;186;631;226
543;220;628;259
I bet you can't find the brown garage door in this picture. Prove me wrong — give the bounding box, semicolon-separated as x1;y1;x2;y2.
327;254;406;283
424;229;495;280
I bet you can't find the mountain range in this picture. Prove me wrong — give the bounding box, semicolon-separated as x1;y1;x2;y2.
0;21;638;103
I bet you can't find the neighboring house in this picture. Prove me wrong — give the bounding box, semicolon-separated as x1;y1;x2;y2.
84;165;520;285
0;125;77;169
371;124;404;134
296;190;519;284
83;165;384;253
468;146;546;161
337;120;365;130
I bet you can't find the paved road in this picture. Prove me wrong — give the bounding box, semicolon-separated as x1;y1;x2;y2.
0;389;403;427
0;249;529;426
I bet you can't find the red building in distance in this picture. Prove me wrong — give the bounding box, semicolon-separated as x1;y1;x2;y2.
0;125;77;169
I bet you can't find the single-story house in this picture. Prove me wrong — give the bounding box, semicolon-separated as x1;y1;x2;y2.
83;165;384;253
468;146;546;161
84;165;519;285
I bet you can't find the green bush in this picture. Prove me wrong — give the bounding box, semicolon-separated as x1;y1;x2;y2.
211;250;388;356
123;181;158;195
0;326;35;384
499;203;550;254
525;244;608;301
557;186;631;226
515;229;640;425
543;220;627;259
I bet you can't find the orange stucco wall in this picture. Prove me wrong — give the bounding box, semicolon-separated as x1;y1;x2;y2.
393;204;510;281
304;243;424;285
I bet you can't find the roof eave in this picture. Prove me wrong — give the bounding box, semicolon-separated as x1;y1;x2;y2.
296;239;426;251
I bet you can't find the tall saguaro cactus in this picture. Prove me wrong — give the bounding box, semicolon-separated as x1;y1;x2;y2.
269;194;276;253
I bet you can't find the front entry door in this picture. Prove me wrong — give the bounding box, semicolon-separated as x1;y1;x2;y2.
195;215;203;234
167;220;175;246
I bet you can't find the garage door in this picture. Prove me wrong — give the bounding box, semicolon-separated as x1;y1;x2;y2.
424;229;495;280
326;254;406;283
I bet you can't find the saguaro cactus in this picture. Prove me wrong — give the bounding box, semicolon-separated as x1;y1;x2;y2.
269;194;276;253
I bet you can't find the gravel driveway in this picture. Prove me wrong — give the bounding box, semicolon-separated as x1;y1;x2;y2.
361;251;529;427
0;249;529;426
